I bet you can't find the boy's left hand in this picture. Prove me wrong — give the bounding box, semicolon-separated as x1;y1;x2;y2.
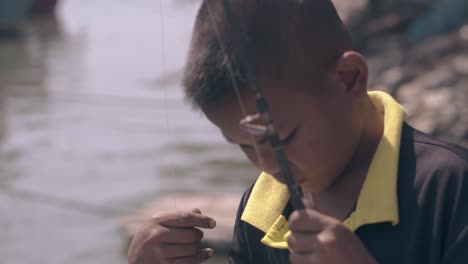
288;208;378;264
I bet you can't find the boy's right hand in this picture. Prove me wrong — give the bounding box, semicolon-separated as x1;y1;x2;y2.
128;208;216;264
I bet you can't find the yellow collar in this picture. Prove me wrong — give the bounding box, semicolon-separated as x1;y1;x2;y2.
240;91;407;249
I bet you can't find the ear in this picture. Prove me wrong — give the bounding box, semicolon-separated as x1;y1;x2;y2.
334;51;368;96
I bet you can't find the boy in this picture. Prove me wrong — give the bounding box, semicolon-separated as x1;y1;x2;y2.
128;0;468;263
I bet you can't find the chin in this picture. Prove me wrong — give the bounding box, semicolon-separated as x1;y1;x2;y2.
300;181;327;194
272;174;287;185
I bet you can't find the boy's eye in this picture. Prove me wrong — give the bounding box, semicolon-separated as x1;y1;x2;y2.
238;129;296;150
281;129;296;144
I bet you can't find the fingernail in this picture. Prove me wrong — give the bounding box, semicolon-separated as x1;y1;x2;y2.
206;248;214;257
209;219;216;228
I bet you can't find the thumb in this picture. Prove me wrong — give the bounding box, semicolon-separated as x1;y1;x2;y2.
301;192;314;209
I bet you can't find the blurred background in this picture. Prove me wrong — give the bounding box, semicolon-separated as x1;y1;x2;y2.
0;0;466;264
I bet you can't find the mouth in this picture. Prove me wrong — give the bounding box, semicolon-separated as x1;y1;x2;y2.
273;173;304;187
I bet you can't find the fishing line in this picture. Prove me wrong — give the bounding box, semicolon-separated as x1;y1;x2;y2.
159;0;177;210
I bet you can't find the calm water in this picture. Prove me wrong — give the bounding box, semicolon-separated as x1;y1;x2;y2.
0;1;256;263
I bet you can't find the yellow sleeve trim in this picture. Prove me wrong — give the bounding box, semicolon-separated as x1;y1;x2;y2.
240;172;290;234
260;215;291;250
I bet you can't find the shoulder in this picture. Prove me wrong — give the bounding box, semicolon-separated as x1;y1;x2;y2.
398;124;468;262
399;122;468;203
400;122;468;179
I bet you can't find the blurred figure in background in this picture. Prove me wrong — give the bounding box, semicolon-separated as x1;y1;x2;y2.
30;0;59;16
0;0;58;35
0;0;32;34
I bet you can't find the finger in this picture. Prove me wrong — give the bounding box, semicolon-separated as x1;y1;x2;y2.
301;192;314;209
288;209;327;233
200;248;214;263
289;252;320;264
159;243;200;258
288;232;320;254
168;248;214;264
153;211;216;229
158;227;204;244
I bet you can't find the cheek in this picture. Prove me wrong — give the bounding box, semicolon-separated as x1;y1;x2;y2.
287;121;357;173
240;146;261;169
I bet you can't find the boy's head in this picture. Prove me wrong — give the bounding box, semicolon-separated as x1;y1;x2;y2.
183;0;372;193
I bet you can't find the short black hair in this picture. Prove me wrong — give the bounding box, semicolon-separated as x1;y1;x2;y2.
183;0;352;112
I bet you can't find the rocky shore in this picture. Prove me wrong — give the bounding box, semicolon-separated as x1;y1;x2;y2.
335;0;468;147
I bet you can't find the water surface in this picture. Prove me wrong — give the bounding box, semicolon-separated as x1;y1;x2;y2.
0;1;256;263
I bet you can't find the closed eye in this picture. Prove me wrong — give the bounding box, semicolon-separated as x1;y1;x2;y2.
280;129;297;145
238;129;296;149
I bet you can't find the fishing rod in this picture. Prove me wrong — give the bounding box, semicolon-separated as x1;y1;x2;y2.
214;0;305;210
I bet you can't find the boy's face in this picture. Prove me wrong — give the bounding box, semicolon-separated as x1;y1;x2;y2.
205;72;364;193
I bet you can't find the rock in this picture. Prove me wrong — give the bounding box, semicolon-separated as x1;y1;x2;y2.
407;112;438;135
453;55;468;75
332;0;434;49
378;66;417;94
407;0;468;42
120;193;242;254
331;0;368;24
460;25;468;41
357;10;468;149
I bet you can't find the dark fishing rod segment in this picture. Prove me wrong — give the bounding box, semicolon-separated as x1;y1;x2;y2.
220;0;304;210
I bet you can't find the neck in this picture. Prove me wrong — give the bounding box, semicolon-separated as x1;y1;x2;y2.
311;96;384;220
